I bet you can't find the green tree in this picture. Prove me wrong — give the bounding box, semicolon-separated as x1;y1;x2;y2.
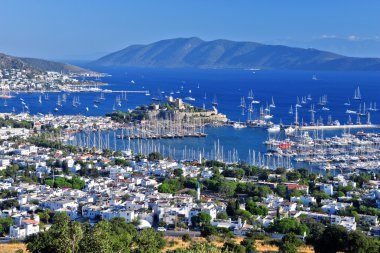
134;228;166;253
191;212;212;227
0;216;13;236
279;232;303;253
312;225;348;253
148;152;163;161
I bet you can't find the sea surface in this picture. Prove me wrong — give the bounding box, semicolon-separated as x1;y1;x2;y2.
2;67;380;163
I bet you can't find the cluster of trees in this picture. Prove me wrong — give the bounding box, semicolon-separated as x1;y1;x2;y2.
0;117;34;129
157;176;199;194
45;176;85;189
106;110;148;123
267;218;308;235
26;213;166;253
0;216;13;236
29;134;79;154
306;224;380;253
148;152;163;161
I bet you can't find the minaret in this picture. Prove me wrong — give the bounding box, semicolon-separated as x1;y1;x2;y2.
197;183;201;201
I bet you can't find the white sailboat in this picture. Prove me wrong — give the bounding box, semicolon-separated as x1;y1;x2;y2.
38;95;42;104
212;95;218;106
289;105;293;115
344;97;351;106
353;86;361;100
269;97;276;108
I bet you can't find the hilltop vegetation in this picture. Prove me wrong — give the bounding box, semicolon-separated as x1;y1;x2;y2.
91;37;380;71
0;52;92;74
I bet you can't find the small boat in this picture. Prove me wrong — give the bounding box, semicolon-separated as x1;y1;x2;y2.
269;97;276;108
130;80;135;84
86;107;89;111
38;95;42;104
197;83;200;89
346;109;357;114
322;107;330;111
54;107;59;112
296;97;302;107
307;94;312;101
176;90;180;94
289;105;293;114
267;125;281;133
247;90;253;100
312;74;318;80
212;96;218;106
232;122;246;129
93;104;98;108
145;91;151;96
3;100;8;107
184;97;195;101
99;93;106;100
344;97;351;106
353;86;361;100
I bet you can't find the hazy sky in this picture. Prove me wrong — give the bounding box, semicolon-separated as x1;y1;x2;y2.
1;0;379;60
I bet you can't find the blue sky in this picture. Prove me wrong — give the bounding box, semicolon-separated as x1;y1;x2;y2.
1;0;379;60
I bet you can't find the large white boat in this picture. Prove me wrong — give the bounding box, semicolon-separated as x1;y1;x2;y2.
232;122;247;129
267;125;281;133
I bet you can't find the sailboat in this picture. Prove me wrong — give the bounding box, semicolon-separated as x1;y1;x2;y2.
247;90;253;100
3;100;8;107
269;97;276;108
344;97;351;106
312;74;318;81
307;94;312;101
56;95;62;107
197;83;200;89
203;93;207;100
100;92;106;100
296;97;302;108
38;95;42;104
44;94;49;101
212;96;218;106
289;105;293;114
353;86;362;100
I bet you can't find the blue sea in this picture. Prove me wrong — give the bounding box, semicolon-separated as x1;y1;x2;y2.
2;67;380;163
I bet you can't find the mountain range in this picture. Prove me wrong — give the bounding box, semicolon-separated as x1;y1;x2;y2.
91;37;380;71
0;53;91;74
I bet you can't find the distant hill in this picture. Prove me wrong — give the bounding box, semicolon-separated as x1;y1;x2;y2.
0;53;92;73
91;37;380;71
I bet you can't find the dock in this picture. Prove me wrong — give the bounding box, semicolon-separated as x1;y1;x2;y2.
294;124;380;131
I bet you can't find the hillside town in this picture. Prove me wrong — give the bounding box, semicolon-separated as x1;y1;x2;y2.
0;112;379;253
0;68;105;93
